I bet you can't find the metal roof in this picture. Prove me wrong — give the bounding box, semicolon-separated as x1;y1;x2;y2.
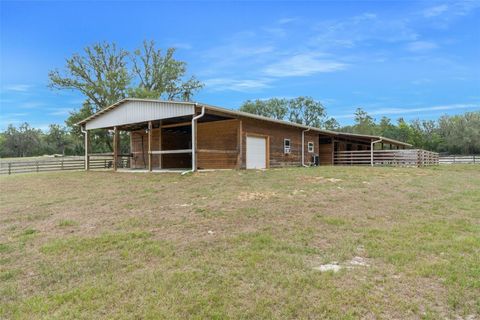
77;98;412;147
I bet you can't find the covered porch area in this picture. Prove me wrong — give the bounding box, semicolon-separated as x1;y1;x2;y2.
79;99;242;172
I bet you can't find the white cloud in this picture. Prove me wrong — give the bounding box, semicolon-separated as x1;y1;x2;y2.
263;54;347;77
48;108;73;116
19;102;45;109
370;104;479;115
204;78;272;92
277;17;297;25
0;113;29;129
170;42;192;50
411;78;432;85
421;1;480;27
333;103;480;119
406;41;438;52
310;13;418;49
423;4;449;18
3;84;32;92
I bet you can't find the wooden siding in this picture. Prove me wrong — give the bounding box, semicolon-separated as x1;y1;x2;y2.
197;119;240;169
128;111;417;170
130;128;191;169
240;118;318;168
319;135;333;165
161;129;191;168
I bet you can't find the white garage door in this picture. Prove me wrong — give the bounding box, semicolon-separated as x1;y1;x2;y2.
246;136;267;169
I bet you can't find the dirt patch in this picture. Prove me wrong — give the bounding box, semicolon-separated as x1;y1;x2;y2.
237;191;276;201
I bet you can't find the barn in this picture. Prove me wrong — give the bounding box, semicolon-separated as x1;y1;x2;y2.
77;98;426;171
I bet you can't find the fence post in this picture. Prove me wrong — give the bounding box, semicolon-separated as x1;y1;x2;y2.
61;159;64;170
474;155;476;164
8;163;11;175
36;161;39;172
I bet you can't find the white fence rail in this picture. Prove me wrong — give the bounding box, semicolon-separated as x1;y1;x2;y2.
439;155;479;164
334;149;439;167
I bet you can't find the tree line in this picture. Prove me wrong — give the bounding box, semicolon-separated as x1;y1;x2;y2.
1;40;478;157
238;98;480;154
1;104;478;157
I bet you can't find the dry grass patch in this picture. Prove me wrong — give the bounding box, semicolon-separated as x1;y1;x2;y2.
0;165;479;319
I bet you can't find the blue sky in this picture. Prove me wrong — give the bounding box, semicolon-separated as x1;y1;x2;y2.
1;0;479;130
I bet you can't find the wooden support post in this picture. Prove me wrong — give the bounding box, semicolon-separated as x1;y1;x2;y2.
158;121;162;169
192;119;197;171
148;121;152;172
237;120;243;169
331;139;335;165
84;129;89;170
113;126;119;171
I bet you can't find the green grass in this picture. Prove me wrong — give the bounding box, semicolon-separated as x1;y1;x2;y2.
0;165;479;319
57;219;78;227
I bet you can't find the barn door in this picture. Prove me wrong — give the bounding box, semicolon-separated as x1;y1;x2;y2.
246;136;267;169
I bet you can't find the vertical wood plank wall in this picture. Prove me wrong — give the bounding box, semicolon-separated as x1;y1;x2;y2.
319;135;333;165
129;115;405;169
197;119;240;169
129;117;328;169
240;118;319;168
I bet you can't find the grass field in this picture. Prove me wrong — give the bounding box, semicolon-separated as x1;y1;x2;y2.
1;166;479;319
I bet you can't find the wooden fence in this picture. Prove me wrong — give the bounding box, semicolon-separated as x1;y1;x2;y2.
334;149;439;167
439;155;479;164
0;155;130;175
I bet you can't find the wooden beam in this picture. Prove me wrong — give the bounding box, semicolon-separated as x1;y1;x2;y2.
150;149;192;155
331;139;335;165
84;129;89;170
158;121;162;169
197;149;238;154
161;121;191;129
266;136;270;169
237;120;243;169
148;121;152;172
193;118;197;170
113;126;119;171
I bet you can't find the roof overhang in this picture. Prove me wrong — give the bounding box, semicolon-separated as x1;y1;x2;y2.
77;98;411;147
77;98;195;130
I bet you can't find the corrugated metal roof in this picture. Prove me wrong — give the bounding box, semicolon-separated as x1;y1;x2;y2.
84;100;194;130
76;98;412;147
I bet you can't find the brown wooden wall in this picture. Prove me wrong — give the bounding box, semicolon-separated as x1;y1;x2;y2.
128;112;396;169
162;129;191;168
130;119;240;170
130;128;191;169
131;129;160;169
319;135;333;165
197;119;240;169
240;118;319;168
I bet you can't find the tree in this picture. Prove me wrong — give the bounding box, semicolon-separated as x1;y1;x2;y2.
438;111;480;154
288;97;326;127
240;97;327;128
378;116;395;137
64;100;117;154
352;108;376;135
49;42;130;113
1;123;43;157
324;117;340;131
44;124;70;155
50;40;203;154
239;98;288;120
128;41;203;101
